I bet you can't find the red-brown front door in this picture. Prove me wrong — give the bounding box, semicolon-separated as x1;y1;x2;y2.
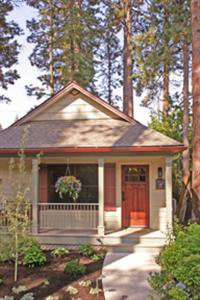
122;165;149;227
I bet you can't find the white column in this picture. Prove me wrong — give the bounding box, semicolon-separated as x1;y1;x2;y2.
98;158;105;236
165;156;173;228
32;158;39;234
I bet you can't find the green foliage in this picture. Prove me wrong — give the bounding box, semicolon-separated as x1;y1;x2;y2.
79;280;92;287
3;297;14;300
0;278;3;285
89;287;102;295
25;0;100;99
78;244;95;258
64;260;86;279
149;224;200;299
0;236;13;262
0;0;22;102
168;288;188;300
149;105;192;199
55;176;81;201
20;293;34;300
0;129;36;281
43;279;50;286
23;243;46;267
91;253;105;262
51;247;69;258
12;285;28;294
66;285;78;295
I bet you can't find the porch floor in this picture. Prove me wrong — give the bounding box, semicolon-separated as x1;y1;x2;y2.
38;227;166;239
33;228;167;253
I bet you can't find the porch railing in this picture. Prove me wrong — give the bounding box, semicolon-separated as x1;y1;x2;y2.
38;203;99;230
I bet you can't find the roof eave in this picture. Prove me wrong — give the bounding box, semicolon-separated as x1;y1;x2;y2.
0;145;187;155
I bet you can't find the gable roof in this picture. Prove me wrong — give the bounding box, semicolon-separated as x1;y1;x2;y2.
12;81;135;127
0;82;186;154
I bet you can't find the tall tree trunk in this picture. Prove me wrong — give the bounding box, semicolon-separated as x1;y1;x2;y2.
163;4;170;116
183;41;190;182
177;41;190;222
123;0;133;118
107;39;112;105
191;0;200;221
49;0;54;95
163;62;170;115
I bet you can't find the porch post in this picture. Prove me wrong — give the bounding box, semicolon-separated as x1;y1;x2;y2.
98;157;105;236
165;156;173;228
32;158;39;234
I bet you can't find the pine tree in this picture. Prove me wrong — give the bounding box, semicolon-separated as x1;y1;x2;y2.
0;0;22;102
133;0;191;115
94;1;122;106
26;0;100;99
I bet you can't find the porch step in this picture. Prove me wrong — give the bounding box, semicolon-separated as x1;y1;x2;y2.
107;243;162;255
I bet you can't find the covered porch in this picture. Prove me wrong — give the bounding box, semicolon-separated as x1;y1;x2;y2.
31;154;173;238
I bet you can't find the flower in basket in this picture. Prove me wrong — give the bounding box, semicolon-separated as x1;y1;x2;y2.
55;176;82;201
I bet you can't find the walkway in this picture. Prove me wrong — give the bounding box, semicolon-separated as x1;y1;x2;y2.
102;252;160;300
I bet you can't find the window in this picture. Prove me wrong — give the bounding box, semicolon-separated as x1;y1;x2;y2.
124;166;147;182
48;164;98;203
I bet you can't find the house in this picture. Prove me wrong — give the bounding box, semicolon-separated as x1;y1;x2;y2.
0;82;185;248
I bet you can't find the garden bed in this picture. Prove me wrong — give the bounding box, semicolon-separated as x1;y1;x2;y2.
0;250;105;300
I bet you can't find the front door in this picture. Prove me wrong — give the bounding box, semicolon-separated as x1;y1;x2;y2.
122;165;149;227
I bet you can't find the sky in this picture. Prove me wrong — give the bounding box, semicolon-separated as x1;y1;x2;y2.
0;3;150;129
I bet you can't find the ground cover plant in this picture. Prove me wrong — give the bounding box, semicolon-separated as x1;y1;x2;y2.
0;246;105;299
149;223;200;299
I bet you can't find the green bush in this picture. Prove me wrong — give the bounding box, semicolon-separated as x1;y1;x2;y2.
64;260;86;279
51;247;69;258
23;243;46;267
149;223;200;299
78;244;95;258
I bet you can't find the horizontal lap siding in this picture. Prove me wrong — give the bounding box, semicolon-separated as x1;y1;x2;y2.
39;165;48;203
104;163;116;211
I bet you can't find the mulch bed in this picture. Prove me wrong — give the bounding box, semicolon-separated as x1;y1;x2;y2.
0;251;105;300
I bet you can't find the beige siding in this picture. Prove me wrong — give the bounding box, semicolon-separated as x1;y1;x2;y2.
0;158;32;200
33;93;119;121
0;155;169;232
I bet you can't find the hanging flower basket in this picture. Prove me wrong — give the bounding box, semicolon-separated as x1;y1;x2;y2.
55;176;82;201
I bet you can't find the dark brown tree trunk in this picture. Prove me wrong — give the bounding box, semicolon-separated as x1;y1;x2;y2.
177;41;190;222
107;41;112;105
123;0;133;118
191;0;200;221
163;4;170;116
163;62;170;115
49;0;54;95
183;41;190;182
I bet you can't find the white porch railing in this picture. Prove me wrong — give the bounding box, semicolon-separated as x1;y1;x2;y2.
38;203;99;230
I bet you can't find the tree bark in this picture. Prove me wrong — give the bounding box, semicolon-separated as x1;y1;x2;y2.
191;0;200;221
49;0;54;95
182;41;190;182
123;0;133;118
162;4;170;116
163;62;170;115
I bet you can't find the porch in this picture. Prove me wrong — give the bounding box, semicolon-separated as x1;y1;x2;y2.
0;154;173;242
30;155;173;238
33;227;166;254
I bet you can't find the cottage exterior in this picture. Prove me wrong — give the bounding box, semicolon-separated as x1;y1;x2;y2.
0;82;185;247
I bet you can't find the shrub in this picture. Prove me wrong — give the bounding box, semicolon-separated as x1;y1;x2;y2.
66;286;78;295
20;293;34;300
51;247;69;258
23;243;46;267
149;223;200;299
12;285;28;294
91;253;105;262
64;260;86;279
78;244;95;258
